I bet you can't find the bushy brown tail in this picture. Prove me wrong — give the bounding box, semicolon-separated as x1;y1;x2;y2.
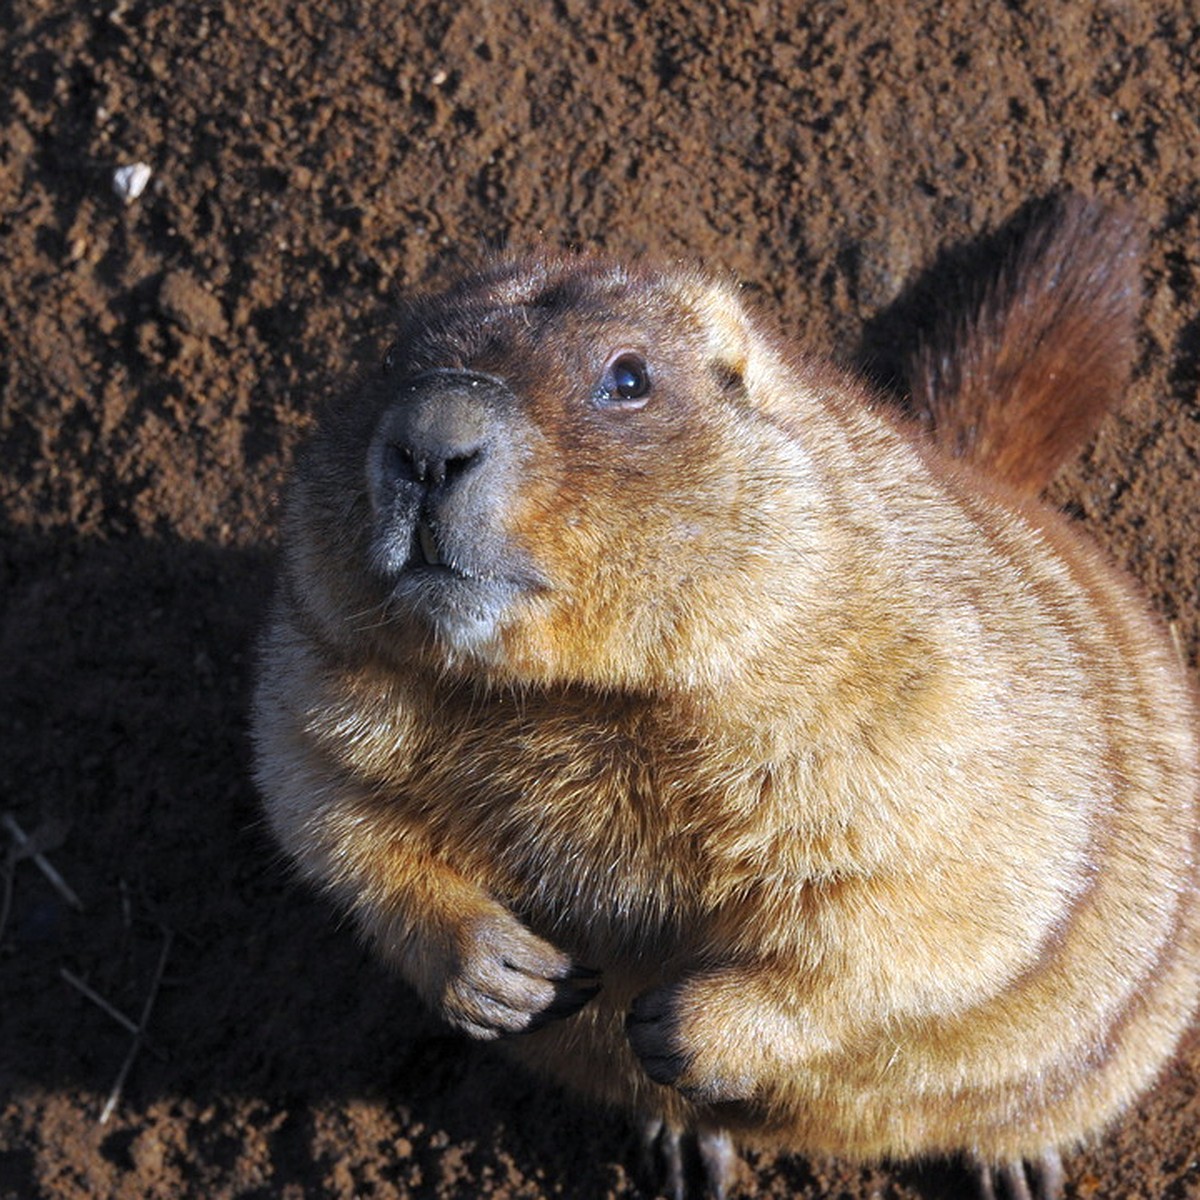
901;193;1143;497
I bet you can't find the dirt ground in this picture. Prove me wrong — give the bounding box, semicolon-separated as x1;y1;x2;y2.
3;2;1200;1197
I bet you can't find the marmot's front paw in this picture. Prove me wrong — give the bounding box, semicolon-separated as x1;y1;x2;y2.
626;982;755;1104
439;911;600;1040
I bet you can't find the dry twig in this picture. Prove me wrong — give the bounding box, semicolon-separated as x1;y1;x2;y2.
100;927;174;1124
60;967;168;1060
1;813;83;912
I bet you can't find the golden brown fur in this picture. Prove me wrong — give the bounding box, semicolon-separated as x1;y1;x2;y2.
253;195;1200;1193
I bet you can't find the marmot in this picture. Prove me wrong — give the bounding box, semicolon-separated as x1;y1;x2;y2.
252;194;1200;1200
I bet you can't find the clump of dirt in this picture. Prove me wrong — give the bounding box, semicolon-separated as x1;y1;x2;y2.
3;2;1199;1197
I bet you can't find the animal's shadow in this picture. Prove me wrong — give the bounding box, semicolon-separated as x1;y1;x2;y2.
0;524;637;1193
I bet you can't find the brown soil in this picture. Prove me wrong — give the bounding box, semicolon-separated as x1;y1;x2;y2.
3;2;1200;1197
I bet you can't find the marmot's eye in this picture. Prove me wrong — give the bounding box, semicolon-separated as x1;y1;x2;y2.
597;351;652;409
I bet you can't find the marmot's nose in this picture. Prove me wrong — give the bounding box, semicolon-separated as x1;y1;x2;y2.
380;436;483;492
375;369;511;499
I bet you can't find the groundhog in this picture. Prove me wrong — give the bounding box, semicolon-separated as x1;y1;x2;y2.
252;193;1200;1200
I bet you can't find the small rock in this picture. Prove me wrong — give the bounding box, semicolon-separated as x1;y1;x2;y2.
158;271;228;339
112;161;152;202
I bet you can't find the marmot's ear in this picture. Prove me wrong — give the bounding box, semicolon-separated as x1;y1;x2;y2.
678;275;753;383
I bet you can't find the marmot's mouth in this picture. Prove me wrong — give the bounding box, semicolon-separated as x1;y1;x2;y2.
404;517;489;585
415;517;443;567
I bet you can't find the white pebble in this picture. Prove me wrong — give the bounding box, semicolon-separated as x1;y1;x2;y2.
112;162;153;202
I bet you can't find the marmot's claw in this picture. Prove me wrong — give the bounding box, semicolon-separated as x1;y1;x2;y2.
518;974;602;1033
639;1117;736;1200
973;1149;1064;1200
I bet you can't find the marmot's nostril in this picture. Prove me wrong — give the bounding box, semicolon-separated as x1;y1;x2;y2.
381;442;419;485
382;442;483;491
440;449;482;487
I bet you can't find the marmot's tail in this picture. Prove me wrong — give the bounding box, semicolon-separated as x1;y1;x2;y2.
903;192;1142;497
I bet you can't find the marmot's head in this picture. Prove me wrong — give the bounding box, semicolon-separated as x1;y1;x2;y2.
286;253;822;691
